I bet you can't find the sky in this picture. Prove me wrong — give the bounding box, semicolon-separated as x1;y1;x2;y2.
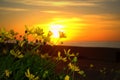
0;0;120;43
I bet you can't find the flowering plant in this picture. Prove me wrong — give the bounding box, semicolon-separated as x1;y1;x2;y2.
0;26;119;80
0;26;85;80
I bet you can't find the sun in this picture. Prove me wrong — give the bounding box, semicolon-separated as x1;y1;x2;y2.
49;24;64;38
48;24;65;44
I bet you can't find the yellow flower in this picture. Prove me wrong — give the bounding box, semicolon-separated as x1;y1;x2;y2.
68;63;80;72
10;49;24;58
90;64;94;68
34;27;44;35
40;53;51;59
25;68;39;80
64;75;70;80
78;70;85;75
5;69;12;77
62;57;67;62
68;63;86;77
18;40;26;47
64;49;75;60
56;51;67;62
59;31;66;38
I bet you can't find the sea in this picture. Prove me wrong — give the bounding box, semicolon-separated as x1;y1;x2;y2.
62;41;120;48
6;40;120;48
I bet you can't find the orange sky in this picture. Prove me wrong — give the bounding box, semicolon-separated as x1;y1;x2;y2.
0;0;120;42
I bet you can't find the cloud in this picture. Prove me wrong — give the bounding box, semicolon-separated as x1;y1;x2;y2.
4;0;98;7
3;0;120;15
0;7;27;11
40;10;62;14
79;14;120;30
51;17;83;23
80;0;118;2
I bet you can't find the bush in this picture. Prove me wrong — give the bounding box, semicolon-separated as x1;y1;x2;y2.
0;51;57;80
0;26;85;80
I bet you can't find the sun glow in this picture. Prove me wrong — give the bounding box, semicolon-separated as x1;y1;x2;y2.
33;23;66;45
49;24;64;38
48;24;66;45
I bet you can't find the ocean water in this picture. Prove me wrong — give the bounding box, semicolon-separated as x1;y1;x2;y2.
62;42;120;48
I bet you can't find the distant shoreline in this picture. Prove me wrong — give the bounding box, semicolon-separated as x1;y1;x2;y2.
61;41;120;48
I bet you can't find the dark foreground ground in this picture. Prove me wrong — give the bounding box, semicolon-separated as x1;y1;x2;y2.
41;45;120;63
0;43;120;80
40;45;120;80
